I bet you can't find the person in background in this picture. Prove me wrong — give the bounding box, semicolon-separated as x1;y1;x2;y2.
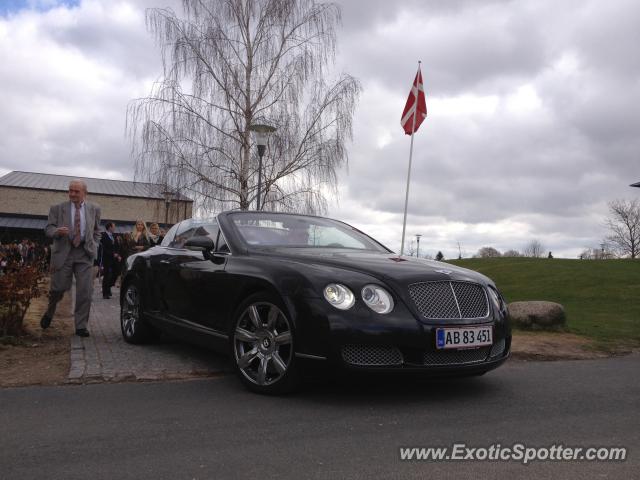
0;250;7;276
17;238;29;264
99;222;121;299
131;220;150;253
41;179;101;337
42;244;50;271
26;240;37;264
114;233;129;287
148;222;164;246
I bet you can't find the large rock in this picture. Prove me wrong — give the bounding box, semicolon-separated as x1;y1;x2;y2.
507;301;566;330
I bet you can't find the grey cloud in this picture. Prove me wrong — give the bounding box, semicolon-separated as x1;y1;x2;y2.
40;4;161;78
336;0;548;95
342;93;632;236
567;0;640;78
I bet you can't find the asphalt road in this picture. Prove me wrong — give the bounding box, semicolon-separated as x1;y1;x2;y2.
1;355;638;480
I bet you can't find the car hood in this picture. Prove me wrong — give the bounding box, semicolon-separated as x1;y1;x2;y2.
255;248;491;286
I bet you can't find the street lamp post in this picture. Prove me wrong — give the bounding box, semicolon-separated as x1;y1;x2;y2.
416;234;422;258
248;123;276;210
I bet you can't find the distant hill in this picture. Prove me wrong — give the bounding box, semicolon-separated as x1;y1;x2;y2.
447;258;639;347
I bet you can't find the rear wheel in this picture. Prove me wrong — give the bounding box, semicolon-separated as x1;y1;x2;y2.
120;282;154;344
231;293;299;394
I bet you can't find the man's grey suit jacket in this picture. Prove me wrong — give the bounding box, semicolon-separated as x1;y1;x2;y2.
45;201;102;271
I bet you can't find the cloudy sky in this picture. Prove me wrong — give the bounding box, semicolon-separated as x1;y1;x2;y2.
1;0;638;258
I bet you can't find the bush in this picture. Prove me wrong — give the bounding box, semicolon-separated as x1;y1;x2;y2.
0;259;46;337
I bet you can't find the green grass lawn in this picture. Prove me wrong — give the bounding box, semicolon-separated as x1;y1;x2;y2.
448;258;639;348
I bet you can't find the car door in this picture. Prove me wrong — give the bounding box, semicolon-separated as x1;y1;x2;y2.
179;223;230;332
147;222;181;315
159;220;208;321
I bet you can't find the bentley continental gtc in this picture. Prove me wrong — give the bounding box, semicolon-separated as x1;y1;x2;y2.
120;211;511;393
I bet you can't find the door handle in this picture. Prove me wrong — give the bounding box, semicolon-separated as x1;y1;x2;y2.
159;260;170;265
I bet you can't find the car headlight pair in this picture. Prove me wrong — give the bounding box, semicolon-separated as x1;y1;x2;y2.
323;283;394;314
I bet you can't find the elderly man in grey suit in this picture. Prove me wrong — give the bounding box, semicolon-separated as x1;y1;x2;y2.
41;179;101;337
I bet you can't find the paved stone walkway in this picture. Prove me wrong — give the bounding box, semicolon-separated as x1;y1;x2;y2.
67;281;230;383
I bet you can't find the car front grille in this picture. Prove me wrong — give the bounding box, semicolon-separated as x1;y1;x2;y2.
423;347;491;366
408;281;489;319
341;345;403;366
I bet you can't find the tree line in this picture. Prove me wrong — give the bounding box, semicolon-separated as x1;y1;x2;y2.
405;198;640;260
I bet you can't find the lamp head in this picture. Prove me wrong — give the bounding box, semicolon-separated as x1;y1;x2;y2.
248;124;276;147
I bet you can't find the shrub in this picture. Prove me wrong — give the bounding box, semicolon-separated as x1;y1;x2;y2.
0;259;46;337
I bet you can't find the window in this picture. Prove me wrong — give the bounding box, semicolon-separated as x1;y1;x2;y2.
216;229;230;253
307;225;369;249
160;223;180;247
168;219;218;249
229;213;387;251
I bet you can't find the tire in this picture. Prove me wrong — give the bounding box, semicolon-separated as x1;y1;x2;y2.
230;292;299;394
120;281;154;344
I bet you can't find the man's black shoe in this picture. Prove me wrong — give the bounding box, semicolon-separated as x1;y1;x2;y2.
75;329;90;337
40;313;52;329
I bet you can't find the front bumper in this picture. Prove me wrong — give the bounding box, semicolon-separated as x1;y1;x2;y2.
288;297;511;375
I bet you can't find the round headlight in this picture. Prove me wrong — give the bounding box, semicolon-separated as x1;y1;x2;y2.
361;284;394;314
323;283;355;310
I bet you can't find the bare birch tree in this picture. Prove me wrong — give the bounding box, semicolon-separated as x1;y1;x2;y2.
605;199;640;259
127;0;361;213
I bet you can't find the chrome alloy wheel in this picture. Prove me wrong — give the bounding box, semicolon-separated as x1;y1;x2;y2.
121;284;139;339
233;302;293;386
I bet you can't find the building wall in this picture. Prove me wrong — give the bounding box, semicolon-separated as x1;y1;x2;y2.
0;186;192;223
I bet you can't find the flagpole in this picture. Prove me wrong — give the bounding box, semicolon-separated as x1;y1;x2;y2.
400;117;417;255
400;62;420;256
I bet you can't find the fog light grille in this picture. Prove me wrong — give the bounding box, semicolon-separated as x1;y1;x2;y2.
489;338;506;358
341;345;403;366
423;347;490;366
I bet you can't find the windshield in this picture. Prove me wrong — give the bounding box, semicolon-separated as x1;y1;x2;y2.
228;213;389;252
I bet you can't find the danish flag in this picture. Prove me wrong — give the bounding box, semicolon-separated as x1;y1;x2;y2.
400;67;427;135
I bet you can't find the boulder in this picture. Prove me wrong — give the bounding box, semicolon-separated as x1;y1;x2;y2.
507;301;567;331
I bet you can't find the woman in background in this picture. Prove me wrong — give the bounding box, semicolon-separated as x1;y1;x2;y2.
148;222;164;247
131;220;150;253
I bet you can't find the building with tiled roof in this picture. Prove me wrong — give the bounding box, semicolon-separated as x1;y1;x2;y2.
0;171;193;242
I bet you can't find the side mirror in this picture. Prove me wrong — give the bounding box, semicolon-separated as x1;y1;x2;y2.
210;252;228;265
184;235;214;253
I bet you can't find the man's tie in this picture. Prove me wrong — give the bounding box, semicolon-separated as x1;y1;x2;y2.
73;204;81;247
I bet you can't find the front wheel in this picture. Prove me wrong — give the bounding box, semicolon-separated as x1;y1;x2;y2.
231;293;299;394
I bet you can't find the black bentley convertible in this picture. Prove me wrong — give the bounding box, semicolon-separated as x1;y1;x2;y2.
120;211;511;393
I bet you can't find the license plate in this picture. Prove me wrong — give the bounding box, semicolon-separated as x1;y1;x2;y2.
436;326;493;349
